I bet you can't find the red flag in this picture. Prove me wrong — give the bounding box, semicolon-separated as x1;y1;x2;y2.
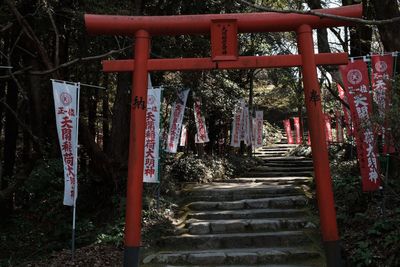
371;54;395;154
293;117;302;144
340;60;381;191
324;114;333;143
283;119;293;144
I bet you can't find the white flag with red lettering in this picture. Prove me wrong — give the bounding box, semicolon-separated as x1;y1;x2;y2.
166;89;190;153
52;80;80;206
143;88;162;183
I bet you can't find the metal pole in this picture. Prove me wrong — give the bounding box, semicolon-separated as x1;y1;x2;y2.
297;24;342;267
124;29;150;267
71;204;76;261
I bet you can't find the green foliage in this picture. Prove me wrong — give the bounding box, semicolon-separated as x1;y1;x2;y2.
331;158;400;266
164;152;232;183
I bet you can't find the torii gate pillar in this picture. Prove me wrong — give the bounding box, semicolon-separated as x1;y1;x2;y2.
124;29;150;265
297;24;341;265
85;5;362;267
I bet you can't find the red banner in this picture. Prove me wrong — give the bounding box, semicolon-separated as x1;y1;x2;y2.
371;54;395;154
307;131;311;145
324;114;333;143
336;111;344;143
293;117;301;144
283;119;293;144
337;84;352;136
340;60;381;191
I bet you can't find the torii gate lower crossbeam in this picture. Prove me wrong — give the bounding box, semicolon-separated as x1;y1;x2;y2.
85;4;362;267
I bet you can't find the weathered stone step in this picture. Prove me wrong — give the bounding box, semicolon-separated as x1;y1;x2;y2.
254;151;288;155
216;176;312;186
259;156;310;161
186;196;308;211
186;217;316;234
183;184;302;201
256;148;291;152
250;166;313;172
254;154;288;157
160;231;312;250
143;247;321;266
187;208;308;220
260;161;313;167
215;177;312;185
243;171;313;178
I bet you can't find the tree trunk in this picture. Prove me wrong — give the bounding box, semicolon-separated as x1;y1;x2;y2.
110;73;131;171
370;0;400;52
102;74;110;153
342;0;373;56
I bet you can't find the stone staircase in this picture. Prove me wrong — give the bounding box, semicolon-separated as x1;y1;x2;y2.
143;144;325;267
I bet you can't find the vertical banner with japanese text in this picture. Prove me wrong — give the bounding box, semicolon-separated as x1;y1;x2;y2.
340;60;381;191
230;99;244;147
255;111;264;148
337;84;352;136
283;119;293;144
371;54;395;153
180;124;188;147
241;106;251;145
293;117;301;144
52;81;80;206
193;100;209;143
324;114;333;143
143;88;162;183
166;89;190;153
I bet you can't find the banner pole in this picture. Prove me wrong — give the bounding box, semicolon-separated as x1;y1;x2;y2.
71;203;76;261
156;88;164;211
72;82;80;262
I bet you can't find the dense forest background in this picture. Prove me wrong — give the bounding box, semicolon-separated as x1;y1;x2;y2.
1;0;400;266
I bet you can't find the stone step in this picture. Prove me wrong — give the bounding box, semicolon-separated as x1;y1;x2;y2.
215;177;312;185
187;208;308;220
186;196;308;211
243;171;313;178
254;153;288;157
243;170;313;177
259;156;310;161
186;217;316;235
183;184;302;201
260;162;313;167
143;247;322;266
160;231;313;250
256;148;291;152
250;166;313;172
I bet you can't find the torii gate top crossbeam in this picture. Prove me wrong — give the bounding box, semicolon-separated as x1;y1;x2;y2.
85;4;361;36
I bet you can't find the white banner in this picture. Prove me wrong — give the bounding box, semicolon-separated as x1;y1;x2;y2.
230;99;244;147
52;80;80;206
255;110;264;148
193;100;209;143
166;89;190;153
180;124;188;146
143;88;162;183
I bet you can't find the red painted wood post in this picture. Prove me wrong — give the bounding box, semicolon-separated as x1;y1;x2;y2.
124;29;150;267
297;24;342;267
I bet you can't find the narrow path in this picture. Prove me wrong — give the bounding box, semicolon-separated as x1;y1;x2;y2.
143;144;325;267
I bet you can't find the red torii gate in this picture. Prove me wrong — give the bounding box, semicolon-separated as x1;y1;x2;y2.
85;4;362;267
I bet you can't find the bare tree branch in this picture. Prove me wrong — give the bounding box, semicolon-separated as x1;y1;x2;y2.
237;0;400;25
29;46;130;75
46;5;60;67
5;0;54;70
0;46;130;79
